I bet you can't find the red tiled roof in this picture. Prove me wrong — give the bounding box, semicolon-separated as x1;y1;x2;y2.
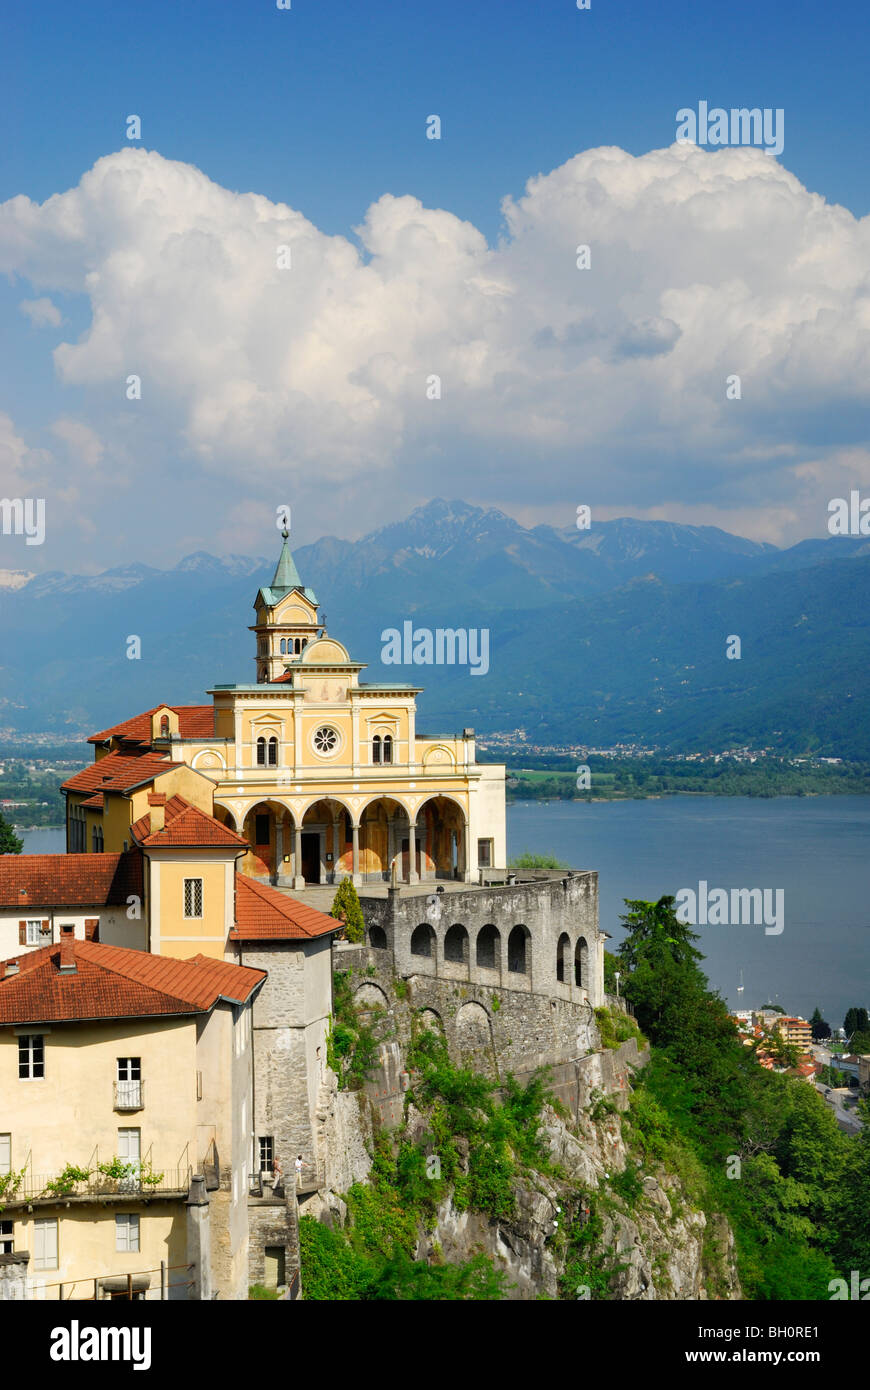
269;672;294;683
79;793;105;810
0;939;265;1025
230;874;342;941
130;794;248;849
62;751;179;796
0;852;143;909
88;705;215;745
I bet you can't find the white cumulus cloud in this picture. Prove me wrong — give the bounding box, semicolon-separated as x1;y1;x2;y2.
1;142;869;552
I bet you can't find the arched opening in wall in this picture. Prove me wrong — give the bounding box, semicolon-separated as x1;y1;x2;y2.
444;924;469;964
369;925;387;950
382;734;393;764
417;1008;444;1037
353;982;389;1014
358;796;414;883
410;923;435;958
455;1002;496;1077
415;794;468;882
556;932;570;983
280;639;286;654
476;923;499;969
267;736;278;766
372;734;382;764
256;736;266;766
508;925;530;975
575;937;589;990
159;715;170;738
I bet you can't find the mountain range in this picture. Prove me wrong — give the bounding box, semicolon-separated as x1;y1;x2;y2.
1;499;868;756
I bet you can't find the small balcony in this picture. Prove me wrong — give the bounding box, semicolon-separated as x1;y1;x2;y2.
113;1080;144;1111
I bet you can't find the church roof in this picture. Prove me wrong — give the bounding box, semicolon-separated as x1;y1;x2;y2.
88;705;215;746
0;851;143;909
271;534;301;592
230;875;342;941
0;940;265;1024
130;794;248;849
256;533;318;607
63;752;181;796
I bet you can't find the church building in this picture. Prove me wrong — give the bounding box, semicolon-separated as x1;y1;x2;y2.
64;531;506;890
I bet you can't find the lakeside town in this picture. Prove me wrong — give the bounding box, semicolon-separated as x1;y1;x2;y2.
729;1007;868;1136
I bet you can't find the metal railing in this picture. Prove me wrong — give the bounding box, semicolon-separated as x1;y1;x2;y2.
2;1164;191;1206
32;1262;195;1301
113;1080;144;1111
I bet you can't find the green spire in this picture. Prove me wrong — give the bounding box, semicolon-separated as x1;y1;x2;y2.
271;528;302;594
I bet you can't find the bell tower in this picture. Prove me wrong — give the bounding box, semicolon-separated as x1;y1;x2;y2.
250;528;325;682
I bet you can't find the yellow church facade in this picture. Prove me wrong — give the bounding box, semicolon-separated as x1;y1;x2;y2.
66;533;506;889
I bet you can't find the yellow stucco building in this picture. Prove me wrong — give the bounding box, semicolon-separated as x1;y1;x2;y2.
64;531;507;889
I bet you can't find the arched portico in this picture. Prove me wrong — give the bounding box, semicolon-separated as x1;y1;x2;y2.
354;795;419;886
415;794;471;883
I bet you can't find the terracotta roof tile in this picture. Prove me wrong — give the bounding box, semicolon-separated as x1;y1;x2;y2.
130;794;248;849
62;752;180;795
88;705;215;745
0;852;143;909
230;875;342;940
0;939;265;1024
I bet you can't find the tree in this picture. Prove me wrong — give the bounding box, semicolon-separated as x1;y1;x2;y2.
844;1007;869;1037
330;878;365;944
0;811;23;855
617;896;703;973
810;1007;831;1041
848;1029;870;1055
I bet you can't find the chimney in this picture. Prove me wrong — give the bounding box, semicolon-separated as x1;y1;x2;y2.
59;923;76;974
148;792;167;834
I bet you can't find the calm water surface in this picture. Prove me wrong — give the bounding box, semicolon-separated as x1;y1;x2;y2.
21;803;870;1023
508;796;870;1024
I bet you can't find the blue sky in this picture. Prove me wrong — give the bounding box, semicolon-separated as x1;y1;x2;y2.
6;0;869;233
2;0;870;571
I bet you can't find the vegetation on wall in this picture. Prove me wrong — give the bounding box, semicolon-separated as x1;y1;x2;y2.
326;970;381;1090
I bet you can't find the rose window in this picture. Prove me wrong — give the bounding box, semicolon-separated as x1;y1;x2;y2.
313;726;338;755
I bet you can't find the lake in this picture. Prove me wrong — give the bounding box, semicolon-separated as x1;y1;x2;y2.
508;796;870;1026
20;799;870;1025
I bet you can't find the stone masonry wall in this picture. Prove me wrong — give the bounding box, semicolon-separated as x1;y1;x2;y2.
334;942;598;1082
360;871;604;1009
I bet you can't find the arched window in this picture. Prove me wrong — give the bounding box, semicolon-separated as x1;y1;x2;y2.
383;734;393;764
508;925;529;975
372;735;382;764
295;638;301;654
256;737;266;766
268;736;278;766
444;924;468;964
476;923;499;969
159;715;170;738
575;937;589;990
556;932;570;983
369;925;387;950
410;923;434;958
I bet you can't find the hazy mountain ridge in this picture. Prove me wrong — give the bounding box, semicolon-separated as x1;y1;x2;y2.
0;501;866;753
